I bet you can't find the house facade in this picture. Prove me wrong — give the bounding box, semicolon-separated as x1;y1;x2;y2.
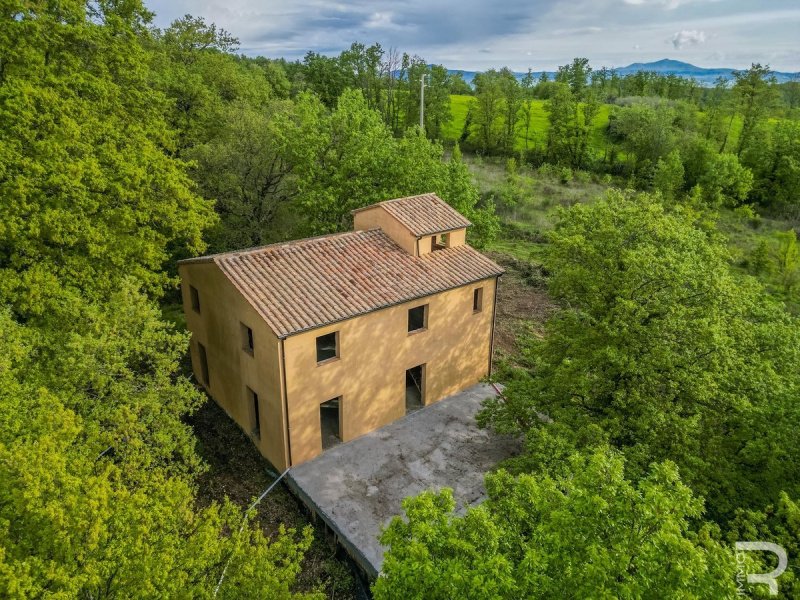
178;193;504;469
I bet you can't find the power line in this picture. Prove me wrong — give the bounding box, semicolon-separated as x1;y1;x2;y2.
213;468;291;597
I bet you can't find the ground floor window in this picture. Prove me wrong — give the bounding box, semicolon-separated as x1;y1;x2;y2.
247;386;260;440
320;397;341;450
198;342;209;386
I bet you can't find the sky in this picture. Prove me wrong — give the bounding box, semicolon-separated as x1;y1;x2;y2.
146;0;800;72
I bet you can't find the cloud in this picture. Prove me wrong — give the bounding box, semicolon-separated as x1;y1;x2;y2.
671;29;706;49
145;0;800;71
553;26;603;35
623;0;685;9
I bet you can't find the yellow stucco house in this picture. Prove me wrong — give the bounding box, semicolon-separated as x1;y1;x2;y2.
178;193;504;469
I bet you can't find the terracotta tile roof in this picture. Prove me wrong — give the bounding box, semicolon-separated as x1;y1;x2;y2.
186;230;503;338
352;193;472;236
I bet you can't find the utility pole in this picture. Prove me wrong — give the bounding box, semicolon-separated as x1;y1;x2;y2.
419;73;428;132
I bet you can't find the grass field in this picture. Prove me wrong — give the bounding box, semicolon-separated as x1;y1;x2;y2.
444;95;612;156
465;153;799;313
443;95;775;157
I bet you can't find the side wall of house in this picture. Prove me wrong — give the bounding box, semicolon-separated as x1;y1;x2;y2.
179;261;289;470
353;206;419;255
283;277;498;465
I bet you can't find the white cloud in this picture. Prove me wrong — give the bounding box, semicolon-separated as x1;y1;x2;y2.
623;0;685;9
145;0;800;71
671;29;706;49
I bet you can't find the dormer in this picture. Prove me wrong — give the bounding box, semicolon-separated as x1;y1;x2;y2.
352;193;471;257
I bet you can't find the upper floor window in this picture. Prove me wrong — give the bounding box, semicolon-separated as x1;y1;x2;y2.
190;285;201;313
316;331;339;363
241;323;254;355
408;304;428;333
431;232;449;251
473;287;484;313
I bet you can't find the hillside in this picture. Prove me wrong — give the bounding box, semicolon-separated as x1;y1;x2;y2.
448;59;800;86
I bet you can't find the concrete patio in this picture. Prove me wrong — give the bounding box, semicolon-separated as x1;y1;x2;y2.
285;383;520;578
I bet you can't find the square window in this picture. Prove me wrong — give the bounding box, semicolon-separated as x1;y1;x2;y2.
197;342;209;386
473;287;484;312
316;331;339;363
241;323;254;355
190;285;200;313
431;233;448;251
408;304;428;332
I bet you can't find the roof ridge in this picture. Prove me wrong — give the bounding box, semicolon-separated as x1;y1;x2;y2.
350;192;438;215
178;229;378;265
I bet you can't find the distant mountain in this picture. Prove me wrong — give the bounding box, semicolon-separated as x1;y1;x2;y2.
448;59;799;87
615;58;799;84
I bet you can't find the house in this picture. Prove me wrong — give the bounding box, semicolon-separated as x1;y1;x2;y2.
178;193;505;470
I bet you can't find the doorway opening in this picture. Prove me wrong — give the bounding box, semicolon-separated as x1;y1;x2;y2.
405;364;425;413
320;397;341;450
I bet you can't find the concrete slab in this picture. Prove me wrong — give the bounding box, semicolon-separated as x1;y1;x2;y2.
285;383;520;578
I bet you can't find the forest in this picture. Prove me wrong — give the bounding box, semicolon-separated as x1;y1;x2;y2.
1;1;799;598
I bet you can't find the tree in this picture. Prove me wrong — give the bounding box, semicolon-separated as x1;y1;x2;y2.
260;91;496;243
519;69;536;150
0;3;318;595
469;69;507;152
188;99;305;251
728;493;800;598
0;1;216;320
545;83;593;168
653;149;685;201
556;57;592;100
479;191;800;520
775;229;800;295
154;15;275;153
0;306;316;599
608;102;678;176
375;448;738;599
732;64;780;157
498;67;522;153
699;153;754;206
742;120;800;209
302;51;350;108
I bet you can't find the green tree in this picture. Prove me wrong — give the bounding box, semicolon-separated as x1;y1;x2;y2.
0;307;316;599
608;102;678;176
375;448;738;599
188;99;301;250
775;229;800;295
728;493;800;598
498;67;522;153
0;1;216;318
519;69;536;150
555;57;592;100
732;64;780;157
700;153;754;206
653;149;685;201
545;83;594;168
302;51;350;108
263;91;495;242
469;69;506;152
0;3;317;595
479;191;800;520
154;15;276;153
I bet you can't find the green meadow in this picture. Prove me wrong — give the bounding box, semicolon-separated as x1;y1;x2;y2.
443;94;613;156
